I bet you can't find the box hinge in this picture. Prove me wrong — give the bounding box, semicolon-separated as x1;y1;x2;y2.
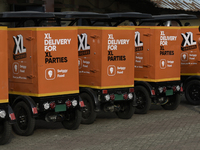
27;74;35;79
26;36;35;41
143;33;152;37
90;35;99;39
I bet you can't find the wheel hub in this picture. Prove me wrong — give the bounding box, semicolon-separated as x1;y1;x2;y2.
136;96;145;109
19;115;26;124
189;85;200;101
82;102;91;118
17;107;28;129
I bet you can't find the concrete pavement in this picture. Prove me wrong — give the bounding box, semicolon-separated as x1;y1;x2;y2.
1;96;200;150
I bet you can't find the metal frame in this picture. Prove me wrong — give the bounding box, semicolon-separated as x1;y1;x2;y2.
139;14;197;26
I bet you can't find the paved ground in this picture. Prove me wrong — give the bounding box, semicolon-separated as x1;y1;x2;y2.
1;95;200;150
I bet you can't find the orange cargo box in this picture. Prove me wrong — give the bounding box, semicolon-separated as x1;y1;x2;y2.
8;27;79;97
78;27;135;89
180;26;200;75
133;26;181;82
0;27;8;103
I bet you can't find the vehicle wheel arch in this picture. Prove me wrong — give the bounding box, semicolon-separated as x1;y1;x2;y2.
11;95;37;117
79;87;100;111
135;81;154;96
184;75;200;90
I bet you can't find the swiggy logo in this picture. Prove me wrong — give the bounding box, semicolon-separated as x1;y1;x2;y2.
45;68;56;80
13;62;19;74
181;53;188;62
107;65;116;76
160;59;166;69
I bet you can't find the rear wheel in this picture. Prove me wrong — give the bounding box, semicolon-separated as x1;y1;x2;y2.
0;120;12;145
13;101;35;136
185;80;200;105
135;86;151;114
162;93;180;110
115;101;135;119
80;93;96;124
62;108;81;130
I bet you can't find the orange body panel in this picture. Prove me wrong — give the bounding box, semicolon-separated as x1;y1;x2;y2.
8;27;79;97
78;27;135;89
133;26;181;82
180;26;200;76
0;27;8;103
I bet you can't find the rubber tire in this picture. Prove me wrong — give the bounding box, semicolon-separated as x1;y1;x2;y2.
115;101;135;119
13;101;35;136
185;80;200;105
135;86;151;114
162;93;181;110
80;93;96;124
0;120;12;145
62;109;82;130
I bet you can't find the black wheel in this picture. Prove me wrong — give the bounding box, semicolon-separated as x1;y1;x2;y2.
13;101;35;136
135;86;151;114
80;93;96;124
115;101;135;119
0;120;12;145
185;80;200;105
162;93;181;110
62;108;81;130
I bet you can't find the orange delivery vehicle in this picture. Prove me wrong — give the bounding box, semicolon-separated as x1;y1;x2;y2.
107;12;183;114
0;26;16;145
53;11;138;124
140;14;200;105
0;11;84;136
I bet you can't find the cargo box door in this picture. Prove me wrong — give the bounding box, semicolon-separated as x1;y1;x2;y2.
155;28;181;80
135;28;151;79
78;29;101;87
180;27;200;74
101;29;135;88
9;30;33;84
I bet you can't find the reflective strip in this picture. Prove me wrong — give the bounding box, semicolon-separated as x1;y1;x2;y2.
9;113;16;121
0;27;7;30
79;101;85;107
8;27;77;31
134;77;180;82
0;99;9;103
77;26;135;30
181;73;200;76
79;84;134;89
180;26;199;29
32;107;38;114
134;26;181;29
